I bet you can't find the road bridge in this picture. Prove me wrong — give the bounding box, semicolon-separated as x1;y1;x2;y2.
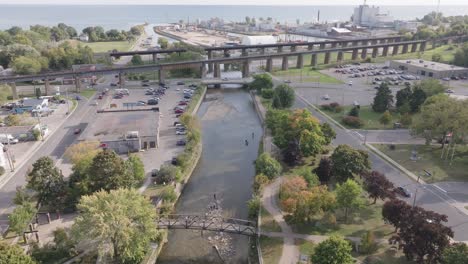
156;214;258;236
0;39;426;97
108;48;187;63
201;78;252;86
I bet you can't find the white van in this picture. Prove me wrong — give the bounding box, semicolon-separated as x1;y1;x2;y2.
0;134;19;144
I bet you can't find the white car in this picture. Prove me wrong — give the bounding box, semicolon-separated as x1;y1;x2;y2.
176;130;187;135
322;94;330;100
348;81;353;86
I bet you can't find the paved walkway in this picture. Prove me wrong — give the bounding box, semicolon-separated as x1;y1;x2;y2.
261;178;300;264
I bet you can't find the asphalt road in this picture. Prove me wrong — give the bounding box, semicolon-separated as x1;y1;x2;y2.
0;91;100;233
292;95;468;241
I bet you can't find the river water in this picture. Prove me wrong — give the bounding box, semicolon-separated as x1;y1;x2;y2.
158;89;263;264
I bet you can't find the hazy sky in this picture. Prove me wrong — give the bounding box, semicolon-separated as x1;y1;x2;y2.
0;0;466;5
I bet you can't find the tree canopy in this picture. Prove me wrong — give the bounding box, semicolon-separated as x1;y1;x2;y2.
249;73;273;93
0;241;36;264
362;171;395;204
255;152;282;179
335;179;364;222
311;235;354;264
72;189;158;263
330;145;370;182
372;82;393;112
272;84;295;109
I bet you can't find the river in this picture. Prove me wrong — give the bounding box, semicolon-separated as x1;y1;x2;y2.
158;89;263;263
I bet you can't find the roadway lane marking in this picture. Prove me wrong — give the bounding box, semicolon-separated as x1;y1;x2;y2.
432;184;448;194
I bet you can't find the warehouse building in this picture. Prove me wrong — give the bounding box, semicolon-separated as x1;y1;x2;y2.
389;59;468;79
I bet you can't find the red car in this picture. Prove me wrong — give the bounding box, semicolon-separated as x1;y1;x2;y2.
175;109;185;114
74;128;82;135
98;95;103;99
178;101;188;106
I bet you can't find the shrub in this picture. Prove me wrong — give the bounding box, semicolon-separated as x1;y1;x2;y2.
360;231;378;254
32;129;41;141
253;174;269;193
160;186;177;203
334;105;344;113
348;106;360;117
155;164;179;184
247;196;260;219
342;116;364;128
261;89;274;99
255;153;282;179
321;102;342;113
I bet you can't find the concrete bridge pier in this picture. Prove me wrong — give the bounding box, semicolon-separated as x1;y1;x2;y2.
118;73;124;88
242;60;250;78
44;79;50;95
207;51;213;73
382;46;389;56
361;48;368;60
152;53;157;63
337;51;344;62
402;44;409;54
341;41;348;48
296;54;304;69
372;47;378;58
241;48;248;57
392;45;399;56
223;49;230;57
331;42;337;48
200;63;207;78
419;42;427;52
308;45;314;51
213;63;221;78
311;54;318;67
411;43;418;53
158;69;166;84
8;82;18;99
324;52;331;64
281;56;289;71
277;46;283;53
319;43;326;49
351;49;359;60
266;58;273;72
74;76;81;92
291;46;297;52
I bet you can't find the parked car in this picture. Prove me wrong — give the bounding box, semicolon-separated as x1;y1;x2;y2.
147;99;158;105
442;77;450;81
175;109;185;114
176;140;186;146
176;130;187;135
284;80;291;83
110;83;117;87
114;94;123;99
321;94;330;100
151;169;159;177
177;81;185;85
142;83;150;87
142;80;150;83
395;186;411;198
173;121;181;126
178;101;188;106
171;157;178;165
98;95;103;99
445;89;454;94
74;128;82;135
75;96;81;100
137;101;146;106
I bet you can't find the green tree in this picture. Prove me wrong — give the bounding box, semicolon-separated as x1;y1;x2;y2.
154;164;180;184
330;145;370;183
441;243;468;264
348;106;359;117
272;84;295;109
126;154;145;184
416;79;445;97
412;94;468;147
311;235;354;264
295;166;320;187
249;73;273;93
453;44;468;67
396;85;412;109
432;53;442;62
255;152;282;179
379;110;392;127
0;241;36;264
27;157;66;209
372;82;393;112
87;149;132;192
72;189;158;263
247;196;260;219
131;54;143;65
8;202;37;236
157;37;169;49
4;114;21;126
253;173;270;193
409;88;427;113
11;56;43;74
335;179;364;222
320;122;336;145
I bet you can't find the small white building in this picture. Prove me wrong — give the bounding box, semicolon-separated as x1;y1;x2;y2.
79;34;89;42
241;35;276;46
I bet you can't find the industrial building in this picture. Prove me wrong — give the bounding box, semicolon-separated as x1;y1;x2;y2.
389;59;468;79
352;3;394;28
241;35;276;46
79;110;160;154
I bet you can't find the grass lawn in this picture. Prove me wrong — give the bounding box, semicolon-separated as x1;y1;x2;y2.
321;105;401;130
260;206;282;232
259;235;283;264
372;44;456;64
273;67;343;84
142;183;167;198
373;144;468;183
296;239;315;257
79;89;96;99
354;245;415;264
81;40;134;53
291;200;394;239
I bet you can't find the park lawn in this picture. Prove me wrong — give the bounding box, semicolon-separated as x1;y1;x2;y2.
273;67;343;84
321;105;400;130
260;206;282;232
81;40;134;53
372;144;468;183
291;199;394;239
259;236;283;264
79;89;96;99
